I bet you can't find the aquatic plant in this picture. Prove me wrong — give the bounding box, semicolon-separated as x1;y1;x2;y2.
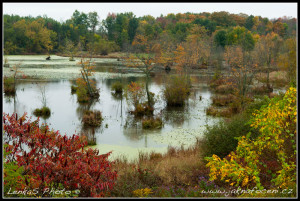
125;82;155;116
111;81;124;94
163;75;190;107
33;106;51;118
77;58;100;99
82;110;103;127
142;117;163;129
4;76;16;95
211;94;235;106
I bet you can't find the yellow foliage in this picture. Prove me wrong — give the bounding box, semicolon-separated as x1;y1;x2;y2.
206;87;297;191
132;188;152;197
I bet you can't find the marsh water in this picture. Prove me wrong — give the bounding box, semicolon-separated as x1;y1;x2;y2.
3;55;221;162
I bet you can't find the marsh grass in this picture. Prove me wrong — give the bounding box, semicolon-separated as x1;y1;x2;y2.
109;141;212;197
256;71;289;88
163;75;191;107
33;106;51;118
4;76;16;95
111;81;124;94
82;110;103;127
142;117;163;129
211;94;235;106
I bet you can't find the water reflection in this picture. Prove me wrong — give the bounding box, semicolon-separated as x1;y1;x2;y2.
3;67;221;161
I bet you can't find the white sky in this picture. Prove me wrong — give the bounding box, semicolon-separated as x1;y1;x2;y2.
3;2;298;23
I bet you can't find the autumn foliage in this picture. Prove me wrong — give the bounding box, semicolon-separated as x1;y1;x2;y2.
3;113;117;197
206;87;297;193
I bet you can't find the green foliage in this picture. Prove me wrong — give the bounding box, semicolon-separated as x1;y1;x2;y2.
193;18;217;35
76;85;89;103
213;30;227;48
203;96;271;158
226;26;255;51
111;81;124;94
90;37;120;55
33;106;51;118
202;112;256;158
3;145;30;198
206;87;296;191
4;76;16;95
210;11;236;27
3;11;296;55
245;15;254;30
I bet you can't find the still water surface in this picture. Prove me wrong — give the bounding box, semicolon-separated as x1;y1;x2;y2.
3;55;221;161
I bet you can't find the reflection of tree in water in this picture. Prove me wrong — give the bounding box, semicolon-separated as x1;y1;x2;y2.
122;114;163;148
80;126;102;146
123;115;143;141
104;76;142;90
4;81;18;113
76;99;98;119
76;98;101;145
161;105;191;128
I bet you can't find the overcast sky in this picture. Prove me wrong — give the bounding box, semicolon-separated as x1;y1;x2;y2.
3;2;298;23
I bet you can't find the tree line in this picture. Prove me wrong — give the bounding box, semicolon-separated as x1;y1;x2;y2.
3;10;296;55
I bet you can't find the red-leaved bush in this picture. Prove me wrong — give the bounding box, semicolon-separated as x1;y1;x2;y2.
3;113;118;197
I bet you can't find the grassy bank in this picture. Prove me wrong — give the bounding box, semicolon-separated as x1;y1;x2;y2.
106;90;296;198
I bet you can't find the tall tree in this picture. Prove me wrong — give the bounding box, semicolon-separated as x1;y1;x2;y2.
254;32;282;89
88;11;99;35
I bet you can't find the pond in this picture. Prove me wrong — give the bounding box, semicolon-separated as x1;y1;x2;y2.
3;55;221;162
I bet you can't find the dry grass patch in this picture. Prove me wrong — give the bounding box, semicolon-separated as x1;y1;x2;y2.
256;71;288;87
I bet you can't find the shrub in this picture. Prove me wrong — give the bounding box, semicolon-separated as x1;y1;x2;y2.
202;112;257;158
4;76;16;95
142;117;163;129
205;87;296;192
3;113;118;197
163;75;190;107
3;145;29;197
111;81;123;94
82;110;103;127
